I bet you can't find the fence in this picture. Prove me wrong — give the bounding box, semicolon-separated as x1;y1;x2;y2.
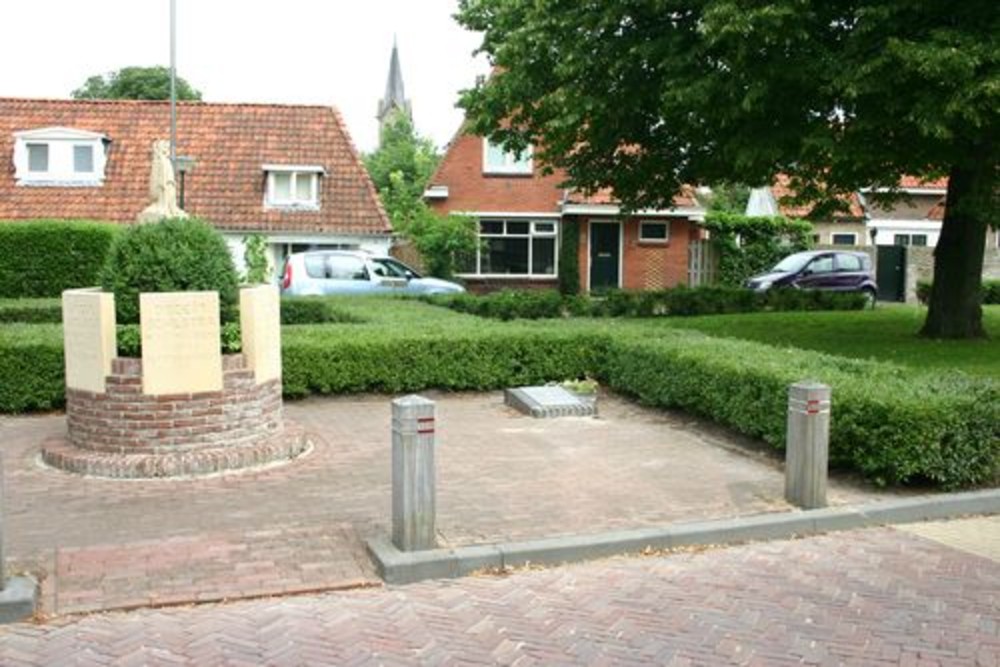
687;240;719;287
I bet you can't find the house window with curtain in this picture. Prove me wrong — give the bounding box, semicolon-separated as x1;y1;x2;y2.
459;219;558;277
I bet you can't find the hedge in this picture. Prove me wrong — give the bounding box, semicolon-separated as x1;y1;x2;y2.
427;287;867;320
0;298;62;323
0;221;120;298
918;279;1000;305
1;300;995;488
280;297;367;325
602;333;998;489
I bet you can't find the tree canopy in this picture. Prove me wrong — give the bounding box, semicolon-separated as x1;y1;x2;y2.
72;66;202;101
456;0;998;337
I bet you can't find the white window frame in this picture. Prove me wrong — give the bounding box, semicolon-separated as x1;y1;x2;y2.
13;127;108;186
264;166;323;209
638;220;670;244
459;218;559;278
482;138;533;175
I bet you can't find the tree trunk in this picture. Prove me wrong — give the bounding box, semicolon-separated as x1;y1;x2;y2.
920;157;993;339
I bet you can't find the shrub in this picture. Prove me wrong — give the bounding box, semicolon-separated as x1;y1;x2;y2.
427;286;865;320
0;220;120;297
0;324;65;412
701;212;814;286
116;322;243;357
603;333;999;489
99;218;239;324
558;221;581;295
243;234;270;284
0;298;62;323
916;279;998;306
280;298;366;325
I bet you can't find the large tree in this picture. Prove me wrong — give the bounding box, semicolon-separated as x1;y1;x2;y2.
72;66;202;101
456;0;998;338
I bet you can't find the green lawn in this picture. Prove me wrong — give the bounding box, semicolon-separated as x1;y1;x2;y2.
656;304;1000;378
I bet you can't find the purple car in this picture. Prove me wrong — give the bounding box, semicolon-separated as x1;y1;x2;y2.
745;250;877;303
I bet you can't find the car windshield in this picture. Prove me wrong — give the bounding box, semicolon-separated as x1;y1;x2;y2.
771;253;814;273
370;257;421;279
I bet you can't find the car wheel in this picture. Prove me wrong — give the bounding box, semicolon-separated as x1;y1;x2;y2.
862;287;877;309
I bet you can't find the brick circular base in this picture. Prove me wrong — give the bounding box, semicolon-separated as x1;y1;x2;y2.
49;353;306;479
41;423;310;479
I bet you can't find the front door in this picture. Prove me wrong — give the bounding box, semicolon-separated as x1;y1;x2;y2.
589;222;620;291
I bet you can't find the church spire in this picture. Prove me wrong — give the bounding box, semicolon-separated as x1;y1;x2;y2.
377;37;412;134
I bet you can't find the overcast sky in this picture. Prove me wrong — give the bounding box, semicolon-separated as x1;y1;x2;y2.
0;0;489;153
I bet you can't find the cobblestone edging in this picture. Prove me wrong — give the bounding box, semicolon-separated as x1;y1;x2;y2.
368;488;1000;585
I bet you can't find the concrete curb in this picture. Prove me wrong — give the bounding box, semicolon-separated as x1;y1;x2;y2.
367;489;1000;585
0;576;38;624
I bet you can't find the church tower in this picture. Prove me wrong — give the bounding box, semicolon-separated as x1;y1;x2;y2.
377;38;412;135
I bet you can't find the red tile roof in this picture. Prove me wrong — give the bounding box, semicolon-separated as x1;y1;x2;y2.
564;185;699;209
770;175;865;219
899;175;948;190
0;97;390;236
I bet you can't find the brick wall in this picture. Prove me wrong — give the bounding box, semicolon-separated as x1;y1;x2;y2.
66;354;283;453
578;218;695;291
427;132;564;215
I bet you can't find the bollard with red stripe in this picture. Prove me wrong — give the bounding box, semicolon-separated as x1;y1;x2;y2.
391;395;437;552
785;381;831;510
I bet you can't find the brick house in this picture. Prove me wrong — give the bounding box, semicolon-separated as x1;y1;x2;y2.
424;127;705;292
0;97;391;276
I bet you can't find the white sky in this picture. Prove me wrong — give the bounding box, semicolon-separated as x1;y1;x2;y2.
0;0;490;153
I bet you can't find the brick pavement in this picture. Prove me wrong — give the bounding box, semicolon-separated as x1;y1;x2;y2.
0;526;996;665
0;392;897;615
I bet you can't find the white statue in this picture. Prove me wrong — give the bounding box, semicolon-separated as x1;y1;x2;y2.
137;140;188;223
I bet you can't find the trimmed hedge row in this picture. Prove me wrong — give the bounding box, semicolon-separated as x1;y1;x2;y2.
918;279;1000;305
0;299;62;323
280;297;367;325
1;302;995;488
428;287;867;321
603;333;998;490
0;221;120;298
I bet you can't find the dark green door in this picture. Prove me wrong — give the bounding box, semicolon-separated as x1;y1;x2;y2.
589;222;620;290
876;245;907;302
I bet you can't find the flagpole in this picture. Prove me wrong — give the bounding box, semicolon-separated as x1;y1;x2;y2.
169;0;177;169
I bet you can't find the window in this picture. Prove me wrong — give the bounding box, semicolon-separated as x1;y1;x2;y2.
265;168;321;208
13;128;109;185
73;145;94;173
808;255;835;273
461;219;558;277
835;254;863;272
304;254;367;280
483;138;532;175
894;233;929;247
831;233;857;246
27;143;48;172
639;221;669;243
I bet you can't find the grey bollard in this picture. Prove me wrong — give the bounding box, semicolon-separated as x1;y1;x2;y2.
785;382;830;509
391;395;437;551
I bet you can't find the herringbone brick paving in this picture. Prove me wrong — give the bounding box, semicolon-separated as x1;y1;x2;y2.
0;526;996;665
1;393;898;615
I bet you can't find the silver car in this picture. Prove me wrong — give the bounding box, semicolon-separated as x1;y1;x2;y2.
280;251;465;296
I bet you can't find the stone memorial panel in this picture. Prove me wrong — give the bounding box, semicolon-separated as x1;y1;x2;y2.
140;292;223;395
62;288;116;393
239;285;282;384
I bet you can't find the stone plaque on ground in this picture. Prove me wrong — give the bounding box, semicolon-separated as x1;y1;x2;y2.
504;385;596;418
140;292;223;395
239;285;282;384
62;288;116;393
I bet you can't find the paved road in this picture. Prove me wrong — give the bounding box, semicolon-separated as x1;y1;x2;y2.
0;523;996;666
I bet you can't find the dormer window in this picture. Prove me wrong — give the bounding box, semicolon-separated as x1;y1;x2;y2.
263;164;324;210
13;127;108;186
483;138;532;175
